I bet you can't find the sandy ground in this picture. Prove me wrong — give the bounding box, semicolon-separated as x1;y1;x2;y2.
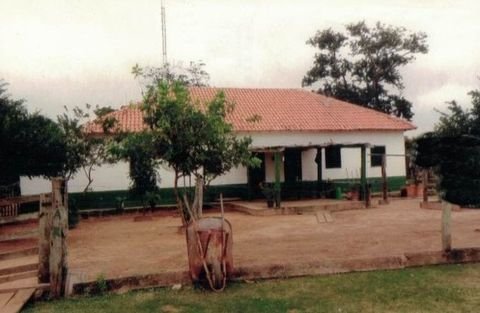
63;199;480;281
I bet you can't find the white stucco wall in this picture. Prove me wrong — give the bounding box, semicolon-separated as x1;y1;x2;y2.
20;130;407;195
246;130;406;182
20;162;132;195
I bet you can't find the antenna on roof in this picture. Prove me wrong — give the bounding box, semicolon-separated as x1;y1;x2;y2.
161;0;167;66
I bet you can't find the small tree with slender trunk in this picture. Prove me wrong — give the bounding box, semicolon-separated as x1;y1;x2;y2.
141;80;258;224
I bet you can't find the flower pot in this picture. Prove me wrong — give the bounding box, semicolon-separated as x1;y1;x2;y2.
346;190;359;201
415;183;424;197
406;184;417;197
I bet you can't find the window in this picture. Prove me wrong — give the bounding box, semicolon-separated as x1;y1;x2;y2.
371;146;386;167
325;146;341;168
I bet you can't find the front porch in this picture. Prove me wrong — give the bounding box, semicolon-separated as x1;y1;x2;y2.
248;143;372;208
228;198;367;216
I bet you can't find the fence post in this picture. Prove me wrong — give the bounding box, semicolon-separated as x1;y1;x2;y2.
441;201;452;252
49;178;69;298
381;154;389;203
38;193;52;283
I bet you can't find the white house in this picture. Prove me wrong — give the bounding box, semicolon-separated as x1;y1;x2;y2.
21;88;415;201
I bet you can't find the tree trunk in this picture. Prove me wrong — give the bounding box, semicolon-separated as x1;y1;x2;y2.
173;169;187;225
38;193;52;284
82;165;94;193
192;176;204;219
49;178;68;298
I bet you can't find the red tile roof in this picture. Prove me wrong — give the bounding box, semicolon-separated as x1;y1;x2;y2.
85;87;415;134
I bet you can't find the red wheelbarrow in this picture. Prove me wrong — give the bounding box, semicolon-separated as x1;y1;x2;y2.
186;216;233;291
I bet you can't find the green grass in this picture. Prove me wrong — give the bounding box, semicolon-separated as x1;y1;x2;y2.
24;263;480;313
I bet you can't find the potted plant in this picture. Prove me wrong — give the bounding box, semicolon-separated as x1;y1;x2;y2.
405;165;425;197
259;182;275;208
345;183;360;201
405;180;417;197
405;178;423;198
115;196;126;214
145;191;161;212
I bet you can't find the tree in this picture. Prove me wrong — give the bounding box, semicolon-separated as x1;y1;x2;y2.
0;80;67;191
109;132;161;211
302;21;428;120
57;103;118;191
132;61;210;87
140;80;258;224
415;87;480;205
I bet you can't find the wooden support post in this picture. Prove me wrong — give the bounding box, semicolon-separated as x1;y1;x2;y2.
315;148;323;197
423;169;429;203
381;154;389;203
274;151;282;208
49;178;69;298
246;166;253;201
38;193;52;284
441;201;452;252
360;145;367;201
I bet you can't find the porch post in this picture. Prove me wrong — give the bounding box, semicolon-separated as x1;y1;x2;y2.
360;145;367;201
315;148;323;197
381;154;388;203
246;166;253;201
274;151;281;208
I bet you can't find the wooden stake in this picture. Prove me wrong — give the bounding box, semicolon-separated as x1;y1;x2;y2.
274;152;282;208
360;145;367;201
381;154;388;203
38;193;52;284
49;178;68;298
441;201;452;252
423;169;428;203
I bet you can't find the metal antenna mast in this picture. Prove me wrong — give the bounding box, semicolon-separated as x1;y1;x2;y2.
161;0;167;66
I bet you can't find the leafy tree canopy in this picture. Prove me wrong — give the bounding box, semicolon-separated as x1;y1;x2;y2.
302;21;428;120
132;60;210;87
143;80;255;182
110;132;160;202
57;103;118;189
0;81;67;185
415;87;480;206
135;79;258;222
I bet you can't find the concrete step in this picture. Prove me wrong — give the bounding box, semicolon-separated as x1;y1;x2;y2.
0;277;37;290
0;229;38;242
0;270;37;284
0;219;37;233
0;248;38;261
0;256;37;273
0;263;37;277
0;283;48;295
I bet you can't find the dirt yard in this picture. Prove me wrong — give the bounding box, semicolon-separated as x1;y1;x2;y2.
65;199;480;282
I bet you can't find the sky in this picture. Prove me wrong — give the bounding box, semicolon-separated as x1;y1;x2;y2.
1;0;479;135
